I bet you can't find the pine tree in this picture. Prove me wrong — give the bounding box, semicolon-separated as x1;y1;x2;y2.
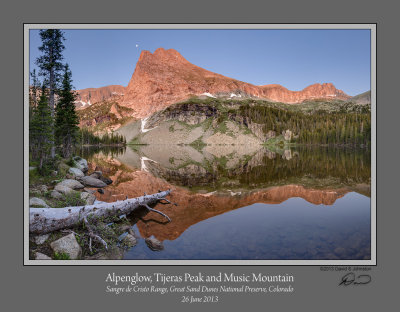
29;69;41;121
55;64;79;158
36;29;66;158
30;86;54;171
29;69;40;107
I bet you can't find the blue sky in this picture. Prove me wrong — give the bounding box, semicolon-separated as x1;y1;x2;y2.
29;29;371;96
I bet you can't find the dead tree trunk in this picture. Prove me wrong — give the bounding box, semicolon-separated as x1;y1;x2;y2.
30;190;172;235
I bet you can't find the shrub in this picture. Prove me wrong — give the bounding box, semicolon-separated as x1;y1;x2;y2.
53;252;70;260
53;192;86;208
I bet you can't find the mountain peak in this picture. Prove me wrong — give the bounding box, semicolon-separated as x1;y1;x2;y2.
122;48;350;118
138;50;152;61
138;48;187;63
154;47;183;57
305;82;335;89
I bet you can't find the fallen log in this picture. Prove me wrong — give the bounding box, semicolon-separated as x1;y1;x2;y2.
30;190;172;235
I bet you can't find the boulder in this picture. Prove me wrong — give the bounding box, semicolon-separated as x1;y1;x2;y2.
145;236;164;251
69;167;84;178
54;185;75;195
34;234;50;245
79;176;107;188
80;192;96;205
119;224;132;232
90;171;112;184
89;171;103;179
100;176;113;185
122;234;137;247
38;185;48;193
50;190;63;199
97;189;104;194
56;179;84;190
30;189;42;196
35;252;52;260
50;233;82;260
73;156;88;173
29;197;49;208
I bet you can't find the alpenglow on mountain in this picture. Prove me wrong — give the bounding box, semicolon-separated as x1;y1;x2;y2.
75;48;351;117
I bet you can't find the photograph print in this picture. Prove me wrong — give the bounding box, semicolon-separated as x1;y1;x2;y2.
25;25;375;264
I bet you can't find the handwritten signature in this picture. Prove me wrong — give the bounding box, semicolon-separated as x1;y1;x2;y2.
339;273;371;286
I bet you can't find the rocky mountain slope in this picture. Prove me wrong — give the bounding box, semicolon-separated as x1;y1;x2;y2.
77;99;134;133
75;85;126;109
116;95;371;145
117;98;261;145
259;83;349;103
120;48;350;118
350;90;371;105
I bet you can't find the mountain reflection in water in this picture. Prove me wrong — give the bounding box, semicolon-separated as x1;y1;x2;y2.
79;144;371;260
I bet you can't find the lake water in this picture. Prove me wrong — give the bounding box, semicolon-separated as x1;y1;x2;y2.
80;144;371;260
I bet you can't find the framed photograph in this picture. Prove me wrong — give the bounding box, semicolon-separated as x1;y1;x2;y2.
24;24;376;266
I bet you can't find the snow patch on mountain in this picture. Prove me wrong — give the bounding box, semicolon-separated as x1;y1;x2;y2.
200;92;216;98
141;117;158;133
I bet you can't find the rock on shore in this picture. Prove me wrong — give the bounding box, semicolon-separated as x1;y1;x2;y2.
35;252;52;260
50;233;82;260
29;197;49;208
73;156;88;173
145;236;164;251
79;176;107;188
56;179;84;190
68;167;84;178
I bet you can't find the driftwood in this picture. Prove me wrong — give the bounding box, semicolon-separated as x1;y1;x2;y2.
30;190;173;235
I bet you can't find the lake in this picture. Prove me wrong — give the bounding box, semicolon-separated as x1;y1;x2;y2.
79;144;371;260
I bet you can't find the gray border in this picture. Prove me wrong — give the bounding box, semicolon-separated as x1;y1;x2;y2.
24;24;376;266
